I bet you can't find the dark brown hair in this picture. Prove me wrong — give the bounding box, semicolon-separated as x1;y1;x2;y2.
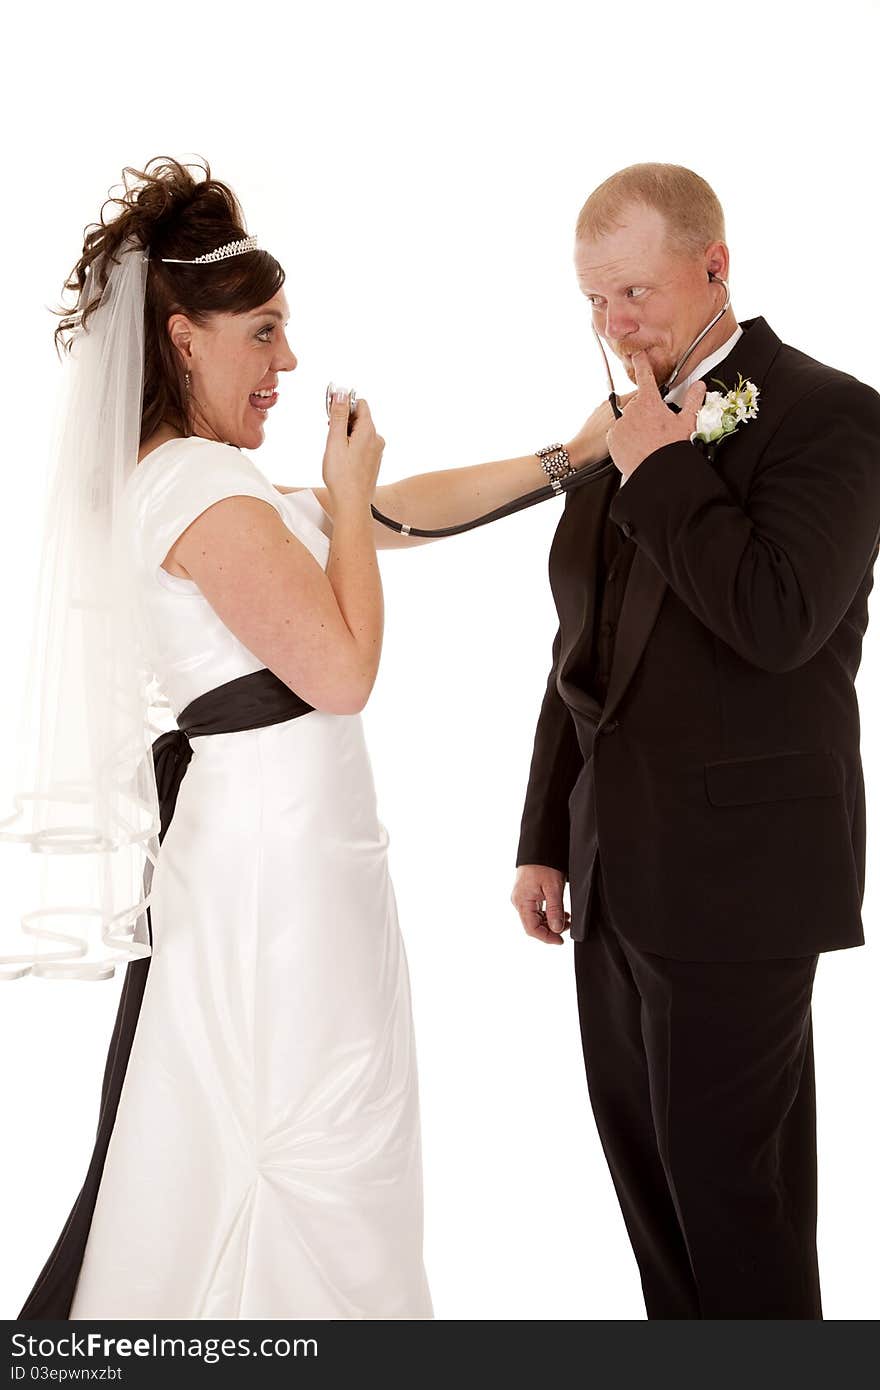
55;156;286;442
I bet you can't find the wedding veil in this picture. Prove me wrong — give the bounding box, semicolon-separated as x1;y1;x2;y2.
0;241;163;980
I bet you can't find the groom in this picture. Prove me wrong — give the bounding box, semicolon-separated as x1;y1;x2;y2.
511;163;880;1318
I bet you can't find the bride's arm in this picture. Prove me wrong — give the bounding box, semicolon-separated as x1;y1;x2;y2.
277;396;622;549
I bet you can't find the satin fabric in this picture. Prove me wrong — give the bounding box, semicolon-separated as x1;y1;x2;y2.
18;670;314;1319
20;447;432;1320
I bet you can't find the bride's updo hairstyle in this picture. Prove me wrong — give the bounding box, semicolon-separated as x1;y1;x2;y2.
55;155;286;442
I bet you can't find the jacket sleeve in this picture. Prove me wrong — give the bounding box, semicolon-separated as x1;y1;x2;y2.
515;625;583;874
608;378;880;672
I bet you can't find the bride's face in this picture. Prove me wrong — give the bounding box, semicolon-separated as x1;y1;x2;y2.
170;290;298;449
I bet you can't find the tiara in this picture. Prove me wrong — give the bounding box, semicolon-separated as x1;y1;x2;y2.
159;235;259;265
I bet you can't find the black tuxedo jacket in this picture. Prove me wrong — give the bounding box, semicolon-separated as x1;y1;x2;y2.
516;317;880;959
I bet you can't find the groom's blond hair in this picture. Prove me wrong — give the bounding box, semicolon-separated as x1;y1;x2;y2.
576;163;725;257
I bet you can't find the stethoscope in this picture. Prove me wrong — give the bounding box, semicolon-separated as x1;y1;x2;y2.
330;274;730;540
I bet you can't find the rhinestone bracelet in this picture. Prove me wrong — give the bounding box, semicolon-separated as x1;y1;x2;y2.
536;442;576;493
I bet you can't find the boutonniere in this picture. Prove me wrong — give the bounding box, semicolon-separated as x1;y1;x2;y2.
690;373;760;454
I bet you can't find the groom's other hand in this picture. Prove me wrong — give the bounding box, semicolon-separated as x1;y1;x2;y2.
607;350;706;479
511;865;570;945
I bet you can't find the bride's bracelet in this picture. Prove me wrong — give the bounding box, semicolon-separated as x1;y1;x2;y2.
536;442;576;493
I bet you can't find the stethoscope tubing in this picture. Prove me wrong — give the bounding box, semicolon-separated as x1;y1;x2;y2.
368;278;730;539
369;453;618;539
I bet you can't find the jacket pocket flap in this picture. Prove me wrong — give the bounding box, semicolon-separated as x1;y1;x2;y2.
704;750;840;807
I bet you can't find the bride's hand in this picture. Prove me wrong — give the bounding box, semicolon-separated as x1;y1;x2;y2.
565;391;637;469
323;394;385;504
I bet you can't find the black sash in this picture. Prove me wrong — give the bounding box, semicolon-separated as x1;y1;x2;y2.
18;668;313;1320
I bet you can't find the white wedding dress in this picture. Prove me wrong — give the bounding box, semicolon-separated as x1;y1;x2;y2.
67;436;433;1320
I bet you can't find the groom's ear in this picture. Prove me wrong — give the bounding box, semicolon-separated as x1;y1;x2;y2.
704;241;729;282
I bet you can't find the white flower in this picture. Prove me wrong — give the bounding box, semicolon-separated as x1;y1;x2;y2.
691;375;760;449
732;380;760;420
692;395;726;442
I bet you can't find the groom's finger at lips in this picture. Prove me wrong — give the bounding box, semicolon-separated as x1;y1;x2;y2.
632;350;660;395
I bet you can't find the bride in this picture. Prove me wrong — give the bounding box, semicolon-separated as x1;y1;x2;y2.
10;156;613;1321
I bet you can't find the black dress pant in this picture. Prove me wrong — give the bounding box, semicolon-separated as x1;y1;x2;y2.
574;863;822;1319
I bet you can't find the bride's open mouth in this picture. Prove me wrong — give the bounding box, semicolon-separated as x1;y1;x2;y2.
249;387;278;416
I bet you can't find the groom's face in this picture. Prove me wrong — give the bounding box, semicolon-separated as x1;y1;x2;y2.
575;203;718;388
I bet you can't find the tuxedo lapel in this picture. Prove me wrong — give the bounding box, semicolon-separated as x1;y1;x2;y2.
695;315;781;398
600;546;666;727
598;317;782;728
552;466;617;725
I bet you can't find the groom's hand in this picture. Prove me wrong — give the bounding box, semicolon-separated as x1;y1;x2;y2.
511;865;570;946
606;350;706;480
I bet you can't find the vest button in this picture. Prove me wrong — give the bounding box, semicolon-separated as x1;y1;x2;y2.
619;521;633;539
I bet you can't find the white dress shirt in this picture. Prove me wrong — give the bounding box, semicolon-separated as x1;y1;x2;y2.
663;322;743;406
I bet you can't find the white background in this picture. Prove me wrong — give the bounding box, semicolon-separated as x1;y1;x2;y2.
1;0;878;1321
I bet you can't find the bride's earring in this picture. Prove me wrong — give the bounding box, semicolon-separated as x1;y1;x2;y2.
184;369;191;393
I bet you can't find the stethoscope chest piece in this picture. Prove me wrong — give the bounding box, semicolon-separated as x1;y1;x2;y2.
325;382;359;424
